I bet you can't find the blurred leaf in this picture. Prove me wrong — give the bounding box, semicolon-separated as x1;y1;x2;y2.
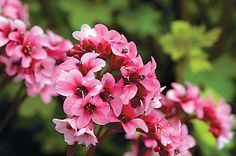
35;119;68;154
58;0;113;30
159;21;221;61
185;54;236;101
192;120;231;156
189;57;212;73
19;95;56;119
118;5;161;37
204;28;221;47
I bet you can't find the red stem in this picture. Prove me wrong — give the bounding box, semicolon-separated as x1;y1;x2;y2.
0;83;26;133
85;125;122;156
67;144;76;156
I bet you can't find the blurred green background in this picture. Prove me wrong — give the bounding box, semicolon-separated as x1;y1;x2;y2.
0;0;236;155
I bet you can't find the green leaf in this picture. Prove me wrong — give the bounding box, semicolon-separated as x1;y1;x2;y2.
204;28;221;47
159;21;221;61
192;120;231;156
185;54;236;101
118;5;161;37
189;57;212;73
19;95;56;119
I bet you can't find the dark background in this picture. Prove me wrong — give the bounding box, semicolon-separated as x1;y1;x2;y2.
0;0;235;155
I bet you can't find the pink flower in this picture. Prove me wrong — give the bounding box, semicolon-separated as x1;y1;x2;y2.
14;26;47;68
59;52;106;76
0;0;29;23
215;99;234;149
33;57;56;86
141;110;171;147
114;105;148;135
72;24;97;41
166;82;199;114
100;73;123;116
40;84;57;104
55;69;102;115
202;98;234;149
168;119;196;156
76;96;110;128
144;87;164;115
0;55;18;76
75;124;98;147
66;39;96;60
52;117;78;145
0;16;12;47
121;55;160;92
45;30;72;60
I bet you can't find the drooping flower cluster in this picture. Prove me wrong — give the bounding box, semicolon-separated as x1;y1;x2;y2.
52;24;201;156
0;0;72;103
163;82;234;149
0;0;28;23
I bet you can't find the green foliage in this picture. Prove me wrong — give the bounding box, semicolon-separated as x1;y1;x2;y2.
185;54;236;101
118;4;161;37
19;96;56;119
192;120;232;156
159;21;221;73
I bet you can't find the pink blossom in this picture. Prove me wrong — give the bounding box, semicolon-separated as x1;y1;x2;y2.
0;16;12;47
215;99;234;149
60;52;106;76
0;55;18;76
52;117;78;145
201;98;234;149
45;30;72;60
75;124;98;147
100;73;123;116
114;105;148;136
166;82;199;114
168;119;196;156
4;19;26;57
73;24;97;41
55;69;102;115
121;55;160;92
145;87;165;115
141;110;171;147
76;96;110;128
13;26;47;68
40;84;57;104
0;0;29;23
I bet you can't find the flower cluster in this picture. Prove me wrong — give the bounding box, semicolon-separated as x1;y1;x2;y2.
0;0;72;103
53;24;204;156
53;24;161;145
163;82;234;149
0;0;28;23
53;25;234;154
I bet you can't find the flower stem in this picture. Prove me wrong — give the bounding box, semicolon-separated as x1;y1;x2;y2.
0;76;12;93
85;125;122;156
67;144;76;156
175;57;186;84
96;125;104;137
0;83;26;133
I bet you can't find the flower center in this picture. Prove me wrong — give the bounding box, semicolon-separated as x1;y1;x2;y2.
76;61;89;76
130;96;142;108
66;123;73;130
23;44;34;55
156;122;164;134
129;73;145;83
118;114;131;123
100;89;114;102
84;103;96;114
75;86;88;98
174;148;180;155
